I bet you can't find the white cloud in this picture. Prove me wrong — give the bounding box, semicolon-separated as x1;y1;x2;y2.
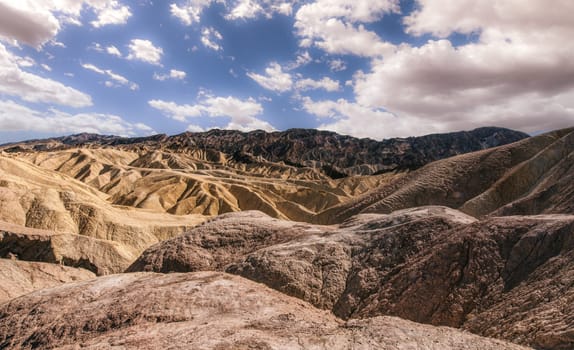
295;77;340;92
106;45;122;57
127;39;163;65
186;124;205;132
294;0;399;57
226;0;294;20
170;0;218;25
0;1;132;47
153;69;187;81
247;62;293;93
226;0;263;20
40;63;52;71
0;99;153;136
148;100;202;122
170;0;292;24
91;1;132;28
15;56;36;68
352;0;574;136
82;63;138;90
287;51;312;70
149;95;273;131
0;1;61;47
200;27;223;51
273;2;292;16
0;42;91;107
404;0;574;39
301;97;411;139
50;40;66;48
329;59;346;72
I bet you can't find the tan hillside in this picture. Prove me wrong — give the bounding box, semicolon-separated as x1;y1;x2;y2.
0;259;95;303
15;147;397;222
0;154;204;273
317;127;574;223
0;271;529;350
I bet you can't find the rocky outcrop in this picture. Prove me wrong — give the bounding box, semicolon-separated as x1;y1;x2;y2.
0;259;95;303
2;127;528;176
0;221;136;275
0;271;529;350
0;153;205;270
317;127;574;223
126;211;324;273
128;209;574;349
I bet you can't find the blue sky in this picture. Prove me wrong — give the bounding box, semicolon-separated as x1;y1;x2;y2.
1;0;573;143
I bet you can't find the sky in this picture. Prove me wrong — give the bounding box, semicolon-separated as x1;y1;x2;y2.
0;0;573;143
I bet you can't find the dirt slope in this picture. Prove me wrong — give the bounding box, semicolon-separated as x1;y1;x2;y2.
0;271;528;350
317;127;574;224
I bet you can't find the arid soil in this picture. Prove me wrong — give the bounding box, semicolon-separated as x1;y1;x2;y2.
1;127;573;349
0;271;529;350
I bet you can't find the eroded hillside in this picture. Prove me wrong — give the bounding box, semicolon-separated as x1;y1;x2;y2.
2;126;574;350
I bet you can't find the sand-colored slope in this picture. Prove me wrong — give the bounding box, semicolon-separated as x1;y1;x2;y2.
15;147;396;222
0;154;205;267
317;127;574;223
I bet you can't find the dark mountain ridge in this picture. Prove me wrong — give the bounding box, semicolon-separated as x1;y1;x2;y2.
1;127;528;176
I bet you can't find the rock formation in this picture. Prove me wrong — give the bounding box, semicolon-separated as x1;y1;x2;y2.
0;221;136;274
2;126;574;350
128;208;574;349
318;127;574;223
2;126;527;176
0;259;94;303
0;271;528;350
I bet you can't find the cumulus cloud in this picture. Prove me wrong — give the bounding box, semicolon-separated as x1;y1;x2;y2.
0;0;131;47
106;45;122;57
301;96;416;139
295;77;340;92
149;94;274;131
0;43;92;107
247;62;293;93
294;0;399;57
91;1;132;28
153;69;187;81
170;0;292;25
127;39;163;65
0;99;153;136
170;0;219;25
200;27;223;51
352;0;574;135
82;63;138;90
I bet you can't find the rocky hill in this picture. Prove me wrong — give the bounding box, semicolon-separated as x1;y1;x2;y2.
318;127;574;223
0;271;529;350
127;208;574;349
2;126;527;176
3;125;574;350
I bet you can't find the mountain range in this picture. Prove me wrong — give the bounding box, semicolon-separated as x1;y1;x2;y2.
1;126;573;349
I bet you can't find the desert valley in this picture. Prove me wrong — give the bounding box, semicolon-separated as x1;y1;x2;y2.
1;126;573;349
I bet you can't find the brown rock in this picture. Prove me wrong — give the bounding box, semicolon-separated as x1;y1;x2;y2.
129;209;574;349
0;271;529;350
0;259;95;303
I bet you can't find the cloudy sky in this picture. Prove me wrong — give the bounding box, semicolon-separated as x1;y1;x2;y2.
1;0;573;143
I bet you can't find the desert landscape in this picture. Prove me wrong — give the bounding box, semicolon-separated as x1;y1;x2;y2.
1;0;573;348
1;126;573;349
